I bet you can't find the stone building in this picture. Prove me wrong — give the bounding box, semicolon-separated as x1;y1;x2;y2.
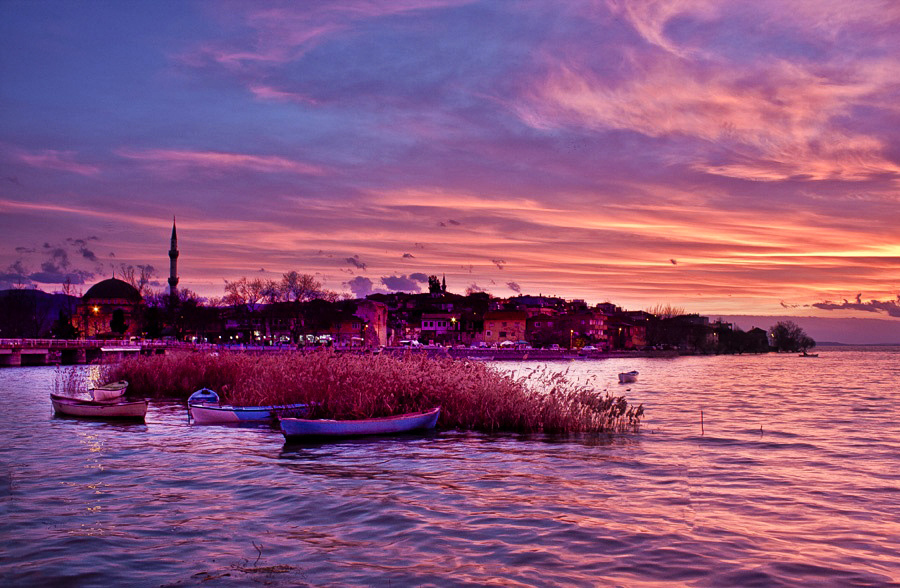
77;278;143;338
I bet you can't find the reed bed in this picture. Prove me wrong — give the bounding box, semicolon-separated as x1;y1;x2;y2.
108;350;644;434
53;364;114;397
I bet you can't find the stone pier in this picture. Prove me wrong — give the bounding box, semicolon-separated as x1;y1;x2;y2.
0;349;22;367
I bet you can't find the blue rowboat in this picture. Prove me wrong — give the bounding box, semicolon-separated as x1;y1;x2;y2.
280;407;440;439
187;388;309;425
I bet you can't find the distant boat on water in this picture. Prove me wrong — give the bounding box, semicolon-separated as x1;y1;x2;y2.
618;370;639;384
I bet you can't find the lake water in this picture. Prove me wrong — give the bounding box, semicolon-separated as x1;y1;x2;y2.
1;347;898;586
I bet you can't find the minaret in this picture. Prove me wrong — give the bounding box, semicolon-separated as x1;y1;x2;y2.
168;217;179;299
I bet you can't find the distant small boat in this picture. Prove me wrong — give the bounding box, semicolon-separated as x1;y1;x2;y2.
799;353;819;357
618;370;639;384
51;393;147;420
280;407;440;439
89;380;128;402
187;388;310;425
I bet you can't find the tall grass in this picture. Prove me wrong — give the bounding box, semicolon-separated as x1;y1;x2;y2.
109;350;644;434
53;364;115;396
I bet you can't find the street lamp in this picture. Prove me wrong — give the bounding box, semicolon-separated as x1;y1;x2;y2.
570;329;574;349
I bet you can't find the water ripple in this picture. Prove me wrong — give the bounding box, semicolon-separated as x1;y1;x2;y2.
1;352;899;586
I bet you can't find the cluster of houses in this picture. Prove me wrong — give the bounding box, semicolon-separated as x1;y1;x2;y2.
69;278;769;354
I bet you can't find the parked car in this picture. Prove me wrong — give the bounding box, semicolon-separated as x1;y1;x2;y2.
582;345;598;352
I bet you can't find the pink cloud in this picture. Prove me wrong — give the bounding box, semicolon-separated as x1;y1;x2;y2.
519;57;900;182
118;148;326;176
182;1;473;70
14;149;100;176
249;85;319;105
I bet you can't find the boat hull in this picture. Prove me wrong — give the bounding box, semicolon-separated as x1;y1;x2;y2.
280;407;440;439
189;403;309;425
51;394;147;420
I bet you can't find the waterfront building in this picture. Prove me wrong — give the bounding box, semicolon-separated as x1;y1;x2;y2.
420;312;462;346
76;278;143;338
481;310;527;345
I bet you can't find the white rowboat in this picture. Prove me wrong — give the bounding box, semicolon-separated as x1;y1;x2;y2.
51;393;147;420
90;380;129;402
618;370;639;384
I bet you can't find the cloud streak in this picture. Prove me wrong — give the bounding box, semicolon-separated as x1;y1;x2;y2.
118;149;326;176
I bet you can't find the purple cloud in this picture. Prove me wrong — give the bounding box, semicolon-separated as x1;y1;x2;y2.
813;294;900;318
346;276;373;297
380;275;422;293
346;256;367;271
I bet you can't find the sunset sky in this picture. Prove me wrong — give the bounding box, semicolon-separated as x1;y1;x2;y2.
2;1;898;340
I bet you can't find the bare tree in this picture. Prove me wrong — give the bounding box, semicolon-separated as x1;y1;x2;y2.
205;296;226;308
316;289;350;303
279;271;322;302
261;279;281;304
119;264;156;296
224;277;266;311
647;304;686;319
769;321;816;352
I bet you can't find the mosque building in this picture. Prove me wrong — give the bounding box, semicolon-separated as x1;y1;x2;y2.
76;218;178;338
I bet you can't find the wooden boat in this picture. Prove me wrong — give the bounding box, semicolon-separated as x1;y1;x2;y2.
51;393;147;420
280;407;440;439
618;370;639;384
187;388;310;425
89;380;128;402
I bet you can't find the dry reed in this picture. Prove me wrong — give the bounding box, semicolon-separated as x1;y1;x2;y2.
108;350;644;434
53;363;116;397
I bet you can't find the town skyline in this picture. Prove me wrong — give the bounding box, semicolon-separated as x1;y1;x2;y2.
2;2;898;342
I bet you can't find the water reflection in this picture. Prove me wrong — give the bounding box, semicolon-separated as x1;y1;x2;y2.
1;352;899;586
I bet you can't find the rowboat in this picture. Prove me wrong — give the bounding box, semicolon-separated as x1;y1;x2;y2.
51;393;148;420
618;370;639;384
280;407;440;439
187;388;310;425
89;380;128;402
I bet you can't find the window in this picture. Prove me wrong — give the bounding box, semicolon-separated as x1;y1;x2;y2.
486;330;492;337
499;331;507;338
502;322;507;327
535;321;541;327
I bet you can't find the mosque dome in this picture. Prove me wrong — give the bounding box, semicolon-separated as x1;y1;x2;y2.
83;278;142;302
